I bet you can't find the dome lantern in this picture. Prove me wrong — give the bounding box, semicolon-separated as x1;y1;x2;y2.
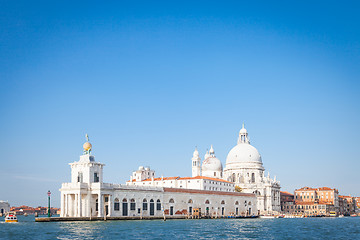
238;123;250;144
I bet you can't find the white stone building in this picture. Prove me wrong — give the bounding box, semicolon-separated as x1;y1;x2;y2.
130;125;281;214
59;137;257;218
223;125;281;213
0;201;10;215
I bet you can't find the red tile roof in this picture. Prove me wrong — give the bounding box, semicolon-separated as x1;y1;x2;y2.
280;191;294;196
295;187;317;191
317;187;335;191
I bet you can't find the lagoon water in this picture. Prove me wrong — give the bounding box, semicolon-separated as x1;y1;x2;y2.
1;215;359;239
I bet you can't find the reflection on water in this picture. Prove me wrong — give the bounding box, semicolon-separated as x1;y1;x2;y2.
0;216;359;240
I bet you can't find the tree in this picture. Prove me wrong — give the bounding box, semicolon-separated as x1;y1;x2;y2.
235;185;243;192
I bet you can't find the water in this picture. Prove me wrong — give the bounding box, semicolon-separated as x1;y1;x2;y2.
1;215;359;239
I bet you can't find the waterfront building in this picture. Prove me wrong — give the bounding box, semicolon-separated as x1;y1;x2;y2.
0;201;10;215
128;170;234;192
10;206;59;215
127;125;281;214
59;136;257;218
294;186;340;216
280;191;295;214
355;197;360;214
339;195;356;215
223;125;281;214
294;202;335;216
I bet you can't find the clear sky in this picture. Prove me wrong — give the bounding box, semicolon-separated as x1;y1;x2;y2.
0;1;359;208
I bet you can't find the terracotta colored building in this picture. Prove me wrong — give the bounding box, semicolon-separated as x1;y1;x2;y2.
294;186;339;216
280;191;295;214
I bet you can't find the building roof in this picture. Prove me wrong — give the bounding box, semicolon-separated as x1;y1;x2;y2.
163;187;255;197
280;191;294;196
317;187;336;191
129;176;233;184
295;187;317;191
179;176;233;183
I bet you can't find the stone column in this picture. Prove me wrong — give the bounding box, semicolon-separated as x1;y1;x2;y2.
74;194;78;217
98;193;103;217
60;194;64;217
78;193;82;217
108;195;112;217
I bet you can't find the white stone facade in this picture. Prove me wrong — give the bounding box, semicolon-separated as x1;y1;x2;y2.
127;175;234;192
223;125;281;214
128;125;281;214
59;140;257;218
0;201;10;215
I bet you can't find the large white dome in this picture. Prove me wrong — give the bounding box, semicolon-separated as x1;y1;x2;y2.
202;157;223;172
226;143;262;165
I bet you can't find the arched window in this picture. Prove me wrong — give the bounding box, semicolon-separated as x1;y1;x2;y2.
143;198;148;210
96;199;98;211
169;198;175;203
205;200;210;204
240;175;244;183
188;199;193;204
150;199;154;203
130;199;136;210
232;173;235;182
244;200;247;206
235;201;239;205
248;201;252;206
251;173;255;183
114;198;120;211
122;198;127;202
221;200;225;205
156;199;161;211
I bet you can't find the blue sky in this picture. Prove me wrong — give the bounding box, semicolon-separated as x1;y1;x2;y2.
0;1;359;207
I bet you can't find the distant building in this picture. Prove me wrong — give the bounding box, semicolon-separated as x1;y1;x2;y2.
280;191;295;214
10;205;59;215
355;197;360;213
0;201;10;215
294;186;339;216
339;195;356;215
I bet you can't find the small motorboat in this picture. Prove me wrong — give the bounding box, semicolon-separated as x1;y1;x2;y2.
5;212;18;223
339;215;344;218
260;215;276;219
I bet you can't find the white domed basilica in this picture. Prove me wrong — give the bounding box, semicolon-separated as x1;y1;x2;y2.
192;125;281;214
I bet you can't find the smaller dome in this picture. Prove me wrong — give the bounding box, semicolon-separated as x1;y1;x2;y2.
138;166;144;170
202;157;223;172
83;142;92;151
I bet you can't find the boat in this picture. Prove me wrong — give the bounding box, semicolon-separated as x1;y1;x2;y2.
350;214;357;217
329;211;337;217
260;215;276;219
339;215;344;218
5;212;18;223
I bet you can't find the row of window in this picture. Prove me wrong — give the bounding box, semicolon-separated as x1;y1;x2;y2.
110;198;250;206
114;199;162;211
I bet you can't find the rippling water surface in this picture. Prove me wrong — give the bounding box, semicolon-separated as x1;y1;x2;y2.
1;215;359;239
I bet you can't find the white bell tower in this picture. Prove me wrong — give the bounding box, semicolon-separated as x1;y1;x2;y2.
192;147;201;177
